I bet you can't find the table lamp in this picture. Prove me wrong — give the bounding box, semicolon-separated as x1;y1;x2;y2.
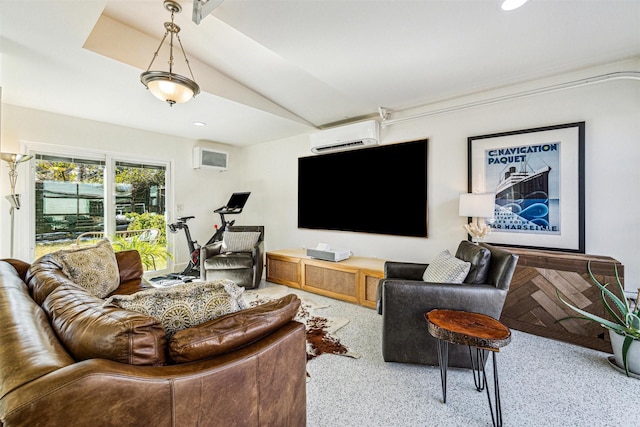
459;192;495;243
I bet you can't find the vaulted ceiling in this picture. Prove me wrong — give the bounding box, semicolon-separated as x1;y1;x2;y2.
1;1;638;146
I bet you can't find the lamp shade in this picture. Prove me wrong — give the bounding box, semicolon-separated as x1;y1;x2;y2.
501;0;529;11
459;193;495;218
0;152;32;165
139;1;200;106
141;71;200;105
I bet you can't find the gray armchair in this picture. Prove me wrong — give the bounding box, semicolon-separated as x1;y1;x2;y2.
377;241;518;368
200;226;264;289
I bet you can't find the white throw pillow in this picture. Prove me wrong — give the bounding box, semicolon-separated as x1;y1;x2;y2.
222;231;261;252
422;250;471;284
51;238;120;298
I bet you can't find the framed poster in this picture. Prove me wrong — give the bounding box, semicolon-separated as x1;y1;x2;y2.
468;122;585;252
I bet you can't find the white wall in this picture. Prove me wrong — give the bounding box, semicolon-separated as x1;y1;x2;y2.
0;105;241;268
1;60;638;291
243;62;640;291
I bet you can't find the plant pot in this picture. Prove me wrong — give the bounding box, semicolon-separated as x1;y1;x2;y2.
609;329;640;375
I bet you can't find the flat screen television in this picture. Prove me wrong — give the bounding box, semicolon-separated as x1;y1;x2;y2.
298;139;428;237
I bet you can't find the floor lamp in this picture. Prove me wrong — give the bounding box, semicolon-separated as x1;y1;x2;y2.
1;153;33;257
459;192;496;243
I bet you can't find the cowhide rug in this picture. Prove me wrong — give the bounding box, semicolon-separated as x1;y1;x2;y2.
243;286;360;362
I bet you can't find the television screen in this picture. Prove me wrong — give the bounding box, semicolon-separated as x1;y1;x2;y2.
298;139;428;237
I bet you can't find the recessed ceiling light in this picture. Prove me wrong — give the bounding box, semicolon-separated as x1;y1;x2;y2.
193;121;207;126
501;0;529;11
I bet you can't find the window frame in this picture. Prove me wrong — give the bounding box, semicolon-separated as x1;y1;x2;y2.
20;141;174;273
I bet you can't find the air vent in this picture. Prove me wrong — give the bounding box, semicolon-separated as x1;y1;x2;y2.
193;147;228;170
310;120;379;154
314;140;365;152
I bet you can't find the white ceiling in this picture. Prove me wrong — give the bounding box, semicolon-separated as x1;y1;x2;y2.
1;0;639;146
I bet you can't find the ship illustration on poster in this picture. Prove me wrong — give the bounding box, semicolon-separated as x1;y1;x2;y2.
485;142;560;235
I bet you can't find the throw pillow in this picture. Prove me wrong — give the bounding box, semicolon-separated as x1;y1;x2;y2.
422;250;471;284
104;280;248;338
169;294;301;363
50;238;120;298
222;231;261;252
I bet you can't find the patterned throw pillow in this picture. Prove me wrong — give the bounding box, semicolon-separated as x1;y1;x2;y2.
104;280;248;338
51;238;120;298
422;250;471;284
222;231;261;252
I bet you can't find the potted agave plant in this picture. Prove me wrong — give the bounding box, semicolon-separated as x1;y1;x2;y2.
557;261;640;377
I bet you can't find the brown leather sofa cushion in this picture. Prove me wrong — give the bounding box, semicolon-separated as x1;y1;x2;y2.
26;255;78;306
115;249;144;284
169;294;301;363
43;284;167;366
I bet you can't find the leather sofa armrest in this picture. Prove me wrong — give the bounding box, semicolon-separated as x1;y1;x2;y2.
252;239;264;254
2;259;30;281
251;240;264;261
379;279;508;366
382;280;508;319
378;262;427;314
384;261;427;280
169;294;300;363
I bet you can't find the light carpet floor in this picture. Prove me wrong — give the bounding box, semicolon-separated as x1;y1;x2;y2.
257;281;636;427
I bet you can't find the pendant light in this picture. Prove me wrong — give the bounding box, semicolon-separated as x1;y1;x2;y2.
141;0;200;106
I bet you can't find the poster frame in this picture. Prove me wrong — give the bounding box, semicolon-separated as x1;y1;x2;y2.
467;122;585;253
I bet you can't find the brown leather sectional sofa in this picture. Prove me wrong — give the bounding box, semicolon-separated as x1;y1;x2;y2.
0;251;307;426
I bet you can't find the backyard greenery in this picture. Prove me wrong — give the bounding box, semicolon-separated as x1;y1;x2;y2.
124;212;168;245
34;158;169;272
111;233;172;271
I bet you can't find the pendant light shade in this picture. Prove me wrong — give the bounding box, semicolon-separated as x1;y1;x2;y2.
141;71;199;105
141;1;200;106
501;0;529;11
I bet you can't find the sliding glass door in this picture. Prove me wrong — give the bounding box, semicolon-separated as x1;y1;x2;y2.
35;154;106;257
33;153;169;272
111;161;169;271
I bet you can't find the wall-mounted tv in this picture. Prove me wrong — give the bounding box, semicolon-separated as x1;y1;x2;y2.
298;139;428;237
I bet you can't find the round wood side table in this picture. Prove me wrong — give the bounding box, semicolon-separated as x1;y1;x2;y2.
425;309;511;427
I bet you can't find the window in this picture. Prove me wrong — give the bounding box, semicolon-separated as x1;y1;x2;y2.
35;154;106;257
31;151;170;272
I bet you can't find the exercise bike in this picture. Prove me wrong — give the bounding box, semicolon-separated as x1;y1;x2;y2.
168;192;251;276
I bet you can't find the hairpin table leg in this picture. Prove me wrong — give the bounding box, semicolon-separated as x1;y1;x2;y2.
436;338;449;403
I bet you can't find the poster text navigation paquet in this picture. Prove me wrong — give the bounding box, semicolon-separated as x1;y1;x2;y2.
487;143;558;165
485;142;561;235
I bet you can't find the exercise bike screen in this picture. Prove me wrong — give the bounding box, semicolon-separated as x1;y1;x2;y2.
298;138;428;237
226;192;251;209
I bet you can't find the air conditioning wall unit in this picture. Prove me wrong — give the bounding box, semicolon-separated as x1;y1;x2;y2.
193;147;228;171
310;120;380;154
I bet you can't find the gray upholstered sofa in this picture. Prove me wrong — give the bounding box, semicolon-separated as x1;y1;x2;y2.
377;241;519;368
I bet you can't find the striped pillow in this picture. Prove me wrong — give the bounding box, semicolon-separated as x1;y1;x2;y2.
222;231;261;252
422;250;471;284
